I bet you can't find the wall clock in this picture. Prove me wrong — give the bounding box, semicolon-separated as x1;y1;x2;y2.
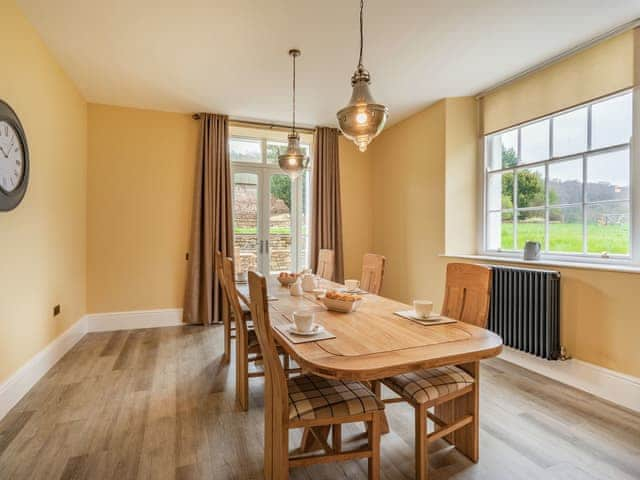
0;100;29;211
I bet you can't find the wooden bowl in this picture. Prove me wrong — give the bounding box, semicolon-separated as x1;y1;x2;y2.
277;274;298;287
320;296;362;313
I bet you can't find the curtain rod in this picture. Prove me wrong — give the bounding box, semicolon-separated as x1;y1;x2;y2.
475;17;640;99
191;114;316;134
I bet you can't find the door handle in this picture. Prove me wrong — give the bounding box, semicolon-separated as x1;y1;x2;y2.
259;240;263;254
265;240;269;254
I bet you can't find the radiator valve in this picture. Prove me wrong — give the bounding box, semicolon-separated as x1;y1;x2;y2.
559;346;571;361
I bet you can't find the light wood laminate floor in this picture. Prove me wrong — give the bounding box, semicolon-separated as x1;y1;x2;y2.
0;325;638;480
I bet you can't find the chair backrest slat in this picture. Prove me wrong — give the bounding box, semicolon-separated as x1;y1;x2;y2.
316;249;335;281
218;253;251;345
361;253;386;295
441;263;492;327
247;271;288;409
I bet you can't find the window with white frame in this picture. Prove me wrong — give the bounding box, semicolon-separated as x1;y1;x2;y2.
484;90;633;261
229;131;312;274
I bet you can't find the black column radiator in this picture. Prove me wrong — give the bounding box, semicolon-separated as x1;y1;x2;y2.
488;266;561;360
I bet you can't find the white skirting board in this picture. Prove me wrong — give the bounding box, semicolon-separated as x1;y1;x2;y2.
499;347;640;413
86;308;183;332
0;315;87;420
0;308;184;421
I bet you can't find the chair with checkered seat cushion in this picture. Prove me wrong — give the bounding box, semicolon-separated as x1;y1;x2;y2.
288;375;384;422
218;254;297;412
248;271;384;480
377;263;493;480
382;366;474;405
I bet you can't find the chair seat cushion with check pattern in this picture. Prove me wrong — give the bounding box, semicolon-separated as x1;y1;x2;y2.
288;375;384;422
382;366;474;405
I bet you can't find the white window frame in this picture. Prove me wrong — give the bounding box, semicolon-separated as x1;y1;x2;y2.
481;89;639;266
229;133;313;273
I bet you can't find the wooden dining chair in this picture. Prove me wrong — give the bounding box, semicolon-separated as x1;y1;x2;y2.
215;250;237;364
379;263;492;480
247;270;385;480
361;253;386;295
316;249;335;281
218;253;298;410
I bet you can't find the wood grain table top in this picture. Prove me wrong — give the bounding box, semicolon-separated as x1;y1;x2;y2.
241;277;503;381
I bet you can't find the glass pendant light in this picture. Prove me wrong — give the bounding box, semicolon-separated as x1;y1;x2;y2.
279;49;309;179
337;0;389;152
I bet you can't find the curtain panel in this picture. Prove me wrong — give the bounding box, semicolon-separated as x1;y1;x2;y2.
310;127;345;283
183;113;233;325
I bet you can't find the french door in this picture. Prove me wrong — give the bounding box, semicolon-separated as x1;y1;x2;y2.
231;166;310;275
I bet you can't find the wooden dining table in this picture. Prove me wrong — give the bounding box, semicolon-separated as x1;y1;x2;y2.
241;275;503;477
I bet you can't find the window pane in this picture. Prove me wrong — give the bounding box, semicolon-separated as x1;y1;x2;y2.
591;93;632;149
517;166;545;208
487;171;513;211
586;148;630;202
487;211;514;250
487;130;518;170
553;107;587;157
517;209;545;250
230;138;262;163
586;202;630;255
549;206;583;253
298;169;311;268
269;174;292;273
548;158;582;205
232;172;259;272
267;141;310;165
521;120;549;163
266;141;287;164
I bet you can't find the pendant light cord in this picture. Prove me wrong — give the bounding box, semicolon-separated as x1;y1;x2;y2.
358;0;364;67
292;53;296;134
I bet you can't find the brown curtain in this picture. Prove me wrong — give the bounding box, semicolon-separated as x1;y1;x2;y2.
310;127;345;283
183;113;233;325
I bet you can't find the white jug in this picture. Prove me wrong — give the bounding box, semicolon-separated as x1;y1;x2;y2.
301;273;319;292
290;278;303;296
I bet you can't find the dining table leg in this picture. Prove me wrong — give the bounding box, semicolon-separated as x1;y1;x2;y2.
433;361;480;462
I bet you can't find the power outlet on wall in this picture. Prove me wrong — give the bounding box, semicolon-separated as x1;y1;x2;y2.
53;304;61;317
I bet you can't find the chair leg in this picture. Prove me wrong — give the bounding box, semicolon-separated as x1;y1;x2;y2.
222;302;231;364
332;424;342;453
236;335;249;411
415;405;428;480
368;412;381;480
283;354;290;377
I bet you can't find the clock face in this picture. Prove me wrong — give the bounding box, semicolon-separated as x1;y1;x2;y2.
0;120;24;193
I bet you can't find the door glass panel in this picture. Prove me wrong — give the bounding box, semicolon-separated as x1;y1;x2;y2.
232;172;259;273
269;173;292;273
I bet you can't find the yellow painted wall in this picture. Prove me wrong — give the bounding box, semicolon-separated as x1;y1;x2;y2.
370;101;448;305
483;31;633;133
87;104;199;313
0;0;87;382
339;137;373;280
444;97;478;256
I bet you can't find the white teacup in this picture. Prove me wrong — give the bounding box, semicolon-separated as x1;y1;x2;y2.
344;279;360;291
292;311;314;333
413;300;433;319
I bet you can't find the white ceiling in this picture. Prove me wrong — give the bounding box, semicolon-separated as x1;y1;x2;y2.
16;0;640;127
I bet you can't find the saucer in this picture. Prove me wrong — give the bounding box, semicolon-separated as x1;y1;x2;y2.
411;311;439;321
287;324;324;336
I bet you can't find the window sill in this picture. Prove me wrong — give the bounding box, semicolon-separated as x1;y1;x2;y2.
440;254;640;274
